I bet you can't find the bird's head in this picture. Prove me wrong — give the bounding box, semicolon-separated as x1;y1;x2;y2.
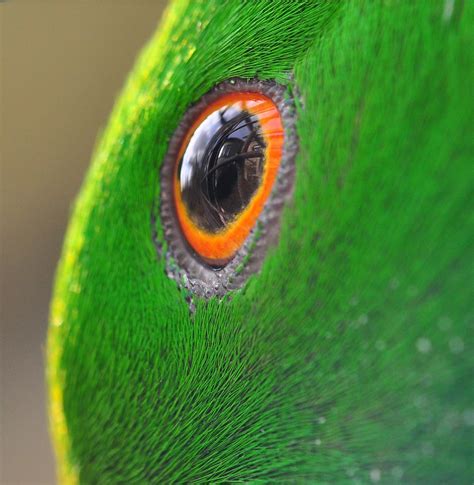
48;1;472;482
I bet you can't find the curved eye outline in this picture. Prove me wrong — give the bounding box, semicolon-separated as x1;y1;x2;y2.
173;92;284;266
158;78;297;299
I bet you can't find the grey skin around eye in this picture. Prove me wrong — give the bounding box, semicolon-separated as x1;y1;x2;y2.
156;78;298;300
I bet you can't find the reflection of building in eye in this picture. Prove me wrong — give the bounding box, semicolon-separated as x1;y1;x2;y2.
203;112;266;225
243;139;264;183
180;109;229;188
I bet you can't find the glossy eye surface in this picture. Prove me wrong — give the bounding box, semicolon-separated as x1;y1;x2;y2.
174;92;284;266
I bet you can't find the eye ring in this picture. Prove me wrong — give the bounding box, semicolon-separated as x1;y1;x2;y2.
159;78;297;298
174;91;284;267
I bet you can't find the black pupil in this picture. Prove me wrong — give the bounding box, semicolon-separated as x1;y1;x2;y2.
179;105;265;233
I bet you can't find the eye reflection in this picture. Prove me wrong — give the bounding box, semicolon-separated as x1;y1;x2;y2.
179;104;266;233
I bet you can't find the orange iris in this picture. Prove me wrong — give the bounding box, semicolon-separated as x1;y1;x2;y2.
173;92;284;266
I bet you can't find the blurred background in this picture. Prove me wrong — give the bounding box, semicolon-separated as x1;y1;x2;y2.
1;2;166;483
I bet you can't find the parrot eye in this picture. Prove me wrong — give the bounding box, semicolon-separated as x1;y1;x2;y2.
174;92;282;266
159;79;296;296
178;105;267;238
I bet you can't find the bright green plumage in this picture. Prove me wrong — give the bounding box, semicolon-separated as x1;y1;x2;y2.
48;1;473;482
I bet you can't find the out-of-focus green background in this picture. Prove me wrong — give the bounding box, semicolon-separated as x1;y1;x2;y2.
1;2;166;482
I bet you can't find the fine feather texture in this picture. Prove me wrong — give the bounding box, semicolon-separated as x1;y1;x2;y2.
48;0;473;482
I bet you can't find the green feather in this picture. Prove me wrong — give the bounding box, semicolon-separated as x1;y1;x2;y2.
48;0;473;482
